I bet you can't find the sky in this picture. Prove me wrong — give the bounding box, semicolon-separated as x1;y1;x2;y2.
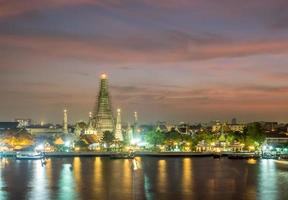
1;0;288;124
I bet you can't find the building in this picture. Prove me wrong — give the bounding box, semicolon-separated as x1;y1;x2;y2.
212;122;246;133
26;124;63;136
14;118;32;128
87;74;114;138
0;122;19;132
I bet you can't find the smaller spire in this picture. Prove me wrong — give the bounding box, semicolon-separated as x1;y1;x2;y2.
115;108;123;141
63;108;68;134
134;111;138;124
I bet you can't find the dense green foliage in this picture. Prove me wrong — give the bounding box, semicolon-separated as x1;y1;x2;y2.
143;122;266;152
102;131;115;150
144;131;165;147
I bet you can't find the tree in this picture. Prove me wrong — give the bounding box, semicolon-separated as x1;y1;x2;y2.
144;131;165;148
181;134;193;151
244;122;265;149
102;131;115;150
164;130;182;150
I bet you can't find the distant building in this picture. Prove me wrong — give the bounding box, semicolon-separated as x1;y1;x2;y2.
26;124;63;136
265;134;288;145
155;121;173;133
0;122;19;132
14;118;32;128
257;121;278;132
212;122;246;133
176;122;190;135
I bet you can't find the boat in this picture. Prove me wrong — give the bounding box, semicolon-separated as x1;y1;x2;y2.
110;152;135;159
16;151;44;160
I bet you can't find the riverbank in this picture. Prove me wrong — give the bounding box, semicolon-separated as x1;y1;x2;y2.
1;151;256;158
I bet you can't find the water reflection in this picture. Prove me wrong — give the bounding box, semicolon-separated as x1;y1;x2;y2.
28;161;50;200
157;159;167;193
58;164;77;200
45;159;53;188
0;157;288;200
73;157;82;192
123;159;132;194
182;158;193;198
247;159;257;165
258;159;277;200
0;158;8;200
93;157;105;199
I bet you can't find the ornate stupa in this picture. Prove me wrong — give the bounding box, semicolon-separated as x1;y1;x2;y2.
88;74;114;138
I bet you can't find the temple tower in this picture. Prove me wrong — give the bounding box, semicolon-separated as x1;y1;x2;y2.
88;112;93;125
63;109;68;134
133;111;139;137
134;111;138;125
115;108;123;141
92;74;114;137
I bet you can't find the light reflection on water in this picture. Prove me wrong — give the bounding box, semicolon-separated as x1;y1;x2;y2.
58;163;77;200
258;159;277;200
27;161;50;200
0;158;8;200
182;158;193;198
93;157;104;198
157;159;167;193
73;157;82;193
0;157;287;200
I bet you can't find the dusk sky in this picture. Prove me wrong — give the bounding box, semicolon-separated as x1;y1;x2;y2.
1;0;288;124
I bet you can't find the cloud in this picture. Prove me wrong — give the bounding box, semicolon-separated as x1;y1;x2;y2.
0;0;100;18
1;33;288;63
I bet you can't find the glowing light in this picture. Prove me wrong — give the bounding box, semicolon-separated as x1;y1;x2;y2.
65;141;71;147
269;146;273;150
74;147;80;151
248;146;255;151
100;73;107;79
138;142;147;147
131;138;140;145
35;144;44;151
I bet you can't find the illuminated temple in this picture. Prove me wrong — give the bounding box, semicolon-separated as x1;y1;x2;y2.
86;74;114;138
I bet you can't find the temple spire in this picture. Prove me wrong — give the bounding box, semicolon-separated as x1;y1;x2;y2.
91;73;114;138
115;108;123;141
63;108;68;134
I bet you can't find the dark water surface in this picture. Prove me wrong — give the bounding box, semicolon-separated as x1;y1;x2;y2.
0;157;288;200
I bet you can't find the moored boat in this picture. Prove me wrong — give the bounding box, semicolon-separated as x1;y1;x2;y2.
16;151;44;160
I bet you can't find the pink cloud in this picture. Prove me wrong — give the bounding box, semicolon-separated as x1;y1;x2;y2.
0;34;288;63
0;0;100;18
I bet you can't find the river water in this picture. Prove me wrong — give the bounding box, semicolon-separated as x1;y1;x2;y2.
0;157;287;200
